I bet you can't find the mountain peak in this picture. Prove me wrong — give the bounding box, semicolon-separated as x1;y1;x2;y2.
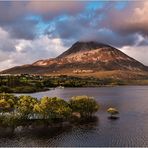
57;41;111;58
72;41;109;46
1;41;148;75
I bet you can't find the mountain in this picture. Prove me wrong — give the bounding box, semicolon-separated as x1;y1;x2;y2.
57;41;112;58
1;41;148;79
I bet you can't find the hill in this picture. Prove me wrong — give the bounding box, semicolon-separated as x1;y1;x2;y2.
1;41;148;79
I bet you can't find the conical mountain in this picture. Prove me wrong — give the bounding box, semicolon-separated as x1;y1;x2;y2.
1;41;148;79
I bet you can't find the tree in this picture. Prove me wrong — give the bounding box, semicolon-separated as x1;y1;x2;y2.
0;99;10;113
17;95;37;119
34;97;72;120
107;107;119;118
0;86;13;93
0;93;17;112
69;96;99;118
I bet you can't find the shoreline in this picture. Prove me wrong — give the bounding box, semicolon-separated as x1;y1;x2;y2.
12;84;148;94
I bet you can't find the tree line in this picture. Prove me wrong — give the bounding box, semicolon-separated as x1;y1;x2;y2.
0;75;126;93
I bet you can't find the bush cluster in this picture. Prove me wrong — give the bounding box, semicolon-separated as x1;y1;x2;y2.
0;93;99;127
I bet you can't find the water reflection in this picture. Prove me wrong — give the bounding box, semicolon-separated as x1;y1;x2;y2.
0;117;99;147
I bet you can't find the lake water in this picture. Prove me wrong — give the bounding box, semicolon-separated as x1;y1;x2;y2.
1;86;148;147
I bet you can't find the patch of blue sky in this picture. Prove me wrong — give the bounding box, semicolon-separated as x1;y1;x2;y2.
25;15;41;21
78;8;106;25
25;15;51;36
36;22;50;36
35;15;71;38
86;1;106;10
97;27;113;34
115;1;128;10
57;14;69;22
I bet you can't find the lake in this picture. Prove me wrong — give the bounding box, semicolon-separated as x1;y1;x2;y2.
1;86;148;147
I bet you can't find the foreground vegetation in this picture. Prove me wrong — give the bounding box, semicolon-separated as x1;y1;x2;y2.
0;93;99;129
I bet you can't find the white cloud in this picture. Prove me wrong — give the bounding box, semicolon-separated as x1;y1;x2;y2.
12;36;67;64
0;27;67;70
120;45;148;66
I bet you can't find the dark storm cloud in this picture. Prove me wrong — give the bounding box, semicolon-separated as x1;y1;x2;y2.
0;1;38;40
3;19;39;40
0;1;27;24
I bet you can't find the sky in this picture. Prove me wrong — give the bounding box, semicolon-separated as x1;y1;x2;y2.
0;1;148;70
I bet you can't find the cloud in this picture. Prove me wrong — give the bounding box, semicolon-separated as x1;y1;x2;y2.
120;45;148;66
0;27;16;51
13;36;67;65
27;1;87;20
0;1;87;40
1;1;148;44
4;19;39;40
0;27;67;70
121;1;148;36
0;1;148;70
46;1;148;47
0;1;87;23
99;1;148;38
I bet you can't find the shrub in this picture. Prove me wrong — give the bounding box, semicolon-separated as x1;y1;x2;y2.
17;95;37;119
34;97;72;120
107;107;119;118
0;93;17;112
69;96;99;118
